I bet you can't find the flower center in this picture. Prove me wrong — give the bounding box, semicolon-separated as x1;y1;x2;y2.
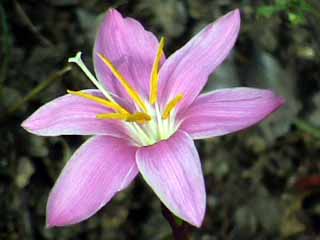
68;38;183;146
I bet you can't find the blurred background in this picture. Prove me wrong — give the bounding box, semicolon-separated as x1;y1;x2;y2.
1;0;320;239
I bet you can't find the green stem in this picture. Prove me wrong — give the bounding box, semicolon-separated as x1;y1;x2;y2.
293;119;320;139
6;65;71;115
161;203;193;240
0;2;12;95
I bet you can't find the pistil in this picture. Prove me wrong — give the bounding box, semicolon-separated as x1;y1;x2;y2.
68;52;115;102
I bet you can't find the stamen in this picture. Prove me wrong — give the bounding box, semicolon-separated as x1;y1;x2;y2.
96;113;129;121
67;90;129;114
150;37;166;104
126;112;151;123
98;53;148;113
162;95;184;119
97;112;151;123
68;52;115;102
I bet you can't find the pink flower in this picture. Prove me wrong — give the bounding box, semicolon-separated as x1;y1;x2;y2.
22;9;284;228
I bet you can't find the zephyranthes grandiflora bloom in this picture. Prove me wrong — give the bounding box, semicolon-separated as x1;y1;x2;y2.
22;8;284;227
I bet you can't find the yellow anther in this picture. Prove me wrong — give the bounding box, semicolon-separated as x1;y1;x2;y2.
96;113;129;121
67;90;129;114
98;53;148;113
162;95;184;119
150;37;166;104
97;112;151;124
126;112;151;123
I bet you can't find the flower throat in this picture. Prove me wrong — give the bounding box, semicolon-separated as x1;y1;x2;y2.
67;38;183;146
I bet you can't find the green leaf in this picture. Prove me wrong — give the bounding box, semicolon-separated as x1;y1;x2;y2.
257;6;278;18
275;0;290;10
288;12;306;25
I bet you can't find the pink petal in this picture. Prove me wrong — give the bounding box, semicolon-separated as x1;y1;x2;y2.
21;90;129;139
136;131;206;227
46;136;138;227
179;87;285;139
158;9;240;111
94;8;162;100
